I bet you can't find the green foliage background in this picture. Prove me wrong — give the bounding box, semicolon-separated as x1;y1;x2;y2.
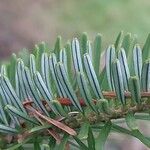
0;0;150;57
58;0;150;43
44;0;150;47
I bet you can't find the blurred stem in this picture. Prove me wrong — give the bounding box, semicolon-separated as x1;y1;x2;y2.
68;140;80;149
135;114;150;120
132;130;150;147
112;124;150;148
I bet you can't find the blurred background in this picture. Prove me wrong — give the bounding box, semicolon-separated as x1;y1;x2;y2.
0;0;150;149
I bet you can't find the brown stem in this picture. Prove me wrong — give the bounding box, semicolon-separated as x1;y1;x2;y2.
22;91;150;129
23;91;150;107
103;91;150;98
64;103;150;128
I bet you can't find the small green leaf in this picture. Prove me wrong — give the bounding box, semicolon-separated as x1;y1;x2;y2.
127;34;137;74
49;53;67;97
0;79;12;105
29;125;52;133
41;53;53;93
49;136;56;149
34;138;41;150
16;60;29;100
114;31;123;51
34;44;40;69
142;33;150;62
133;45;142;79
65;42;74;82
129;76;141;104
30;54;37;75
5;105;38;125
1;64;8;76
22;67;49;116
71;38;83;73
33;72;58;114
80;32;88;56
0;84;20;125
6;137;32;150
100;66;109;90
105;45;116;91
54;36;62;59
1;75;26;113
77;72;97;112
122;33;132;56
18;48;30;66
93;33;102;76
41;144;50;150
51;100;67;116
38;41;47;53
7;53;17;87
87;127;95;150
73;136;88;150
131;130;150;148
141;59;150;92
97;99;111;114
56;62;82;111
95;121;111;150
112;123;150;148
59;48;68;73
35;42;48;71
112;59;125;105
0;124;19;134
78;122;90;139
125;112;138;130
118;48;130;91
87;40;92;61
0;100;8;125
57;133;69;150
84;53;103;99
